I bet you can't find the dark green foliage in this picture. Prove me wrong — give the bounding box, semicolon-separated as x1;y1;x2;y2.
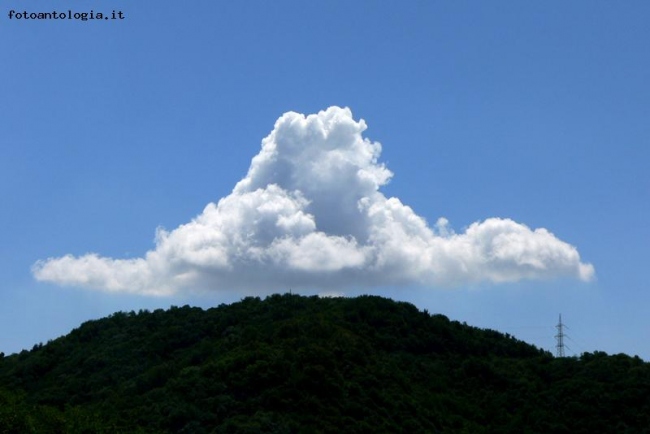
0;294;649;433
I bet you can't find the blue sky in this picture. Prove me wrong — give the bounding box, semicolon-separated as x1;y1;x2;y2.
1;1;648;359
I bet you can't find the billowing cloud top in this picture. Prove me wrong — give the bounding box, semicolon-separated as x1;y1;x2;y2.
33;107;594;296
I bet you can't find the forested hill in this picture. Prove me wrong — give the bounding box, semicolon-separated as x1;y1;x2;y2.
1;294;649;433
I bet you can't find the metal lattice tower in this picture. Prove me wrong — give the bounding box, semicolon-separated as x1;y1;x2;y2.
555;314;566;357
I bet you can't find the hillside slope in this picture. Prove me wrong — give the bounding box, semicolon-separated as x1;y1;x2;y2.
1;294;649;433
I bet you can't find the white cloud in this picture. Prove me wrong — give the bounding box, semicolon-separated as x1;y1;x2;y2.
33;107;594;296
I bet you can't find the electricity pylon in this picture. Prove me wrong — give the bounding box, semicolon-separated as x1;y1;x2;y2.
555;314;566;357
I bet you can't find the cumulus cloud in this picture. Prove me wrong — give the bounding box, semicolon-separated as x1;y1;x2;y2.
33;107;594;296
